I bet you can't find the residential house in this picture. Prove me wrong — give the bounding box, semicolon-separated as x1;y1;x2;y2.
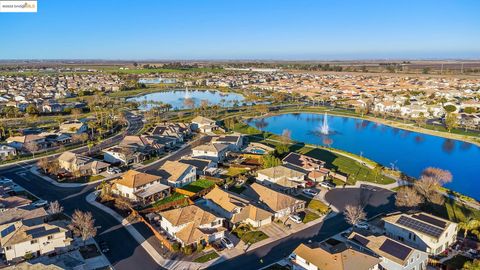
147;122;191;143
191;143;229;163
191;116;218;133
0;206;48;227
202;186;273;228
158;205;225;247
178;158;217;176
282;152;325;172
0;145;17;160
103;146;144;165
256;165;306;193
6;135;46;152
0;221;72;262
58;151;110;175
113;170;170;204
157;160;196;187
382;212;458;255
119;135;165;156
349;232;428;270
58;120;87;134
211;134;244;151
242;183;305;218
290;243;380;270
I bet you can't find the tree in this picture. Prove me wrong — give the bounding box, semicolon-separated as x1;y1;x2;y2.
464;107;477;114
37;157;50;174
275;144;289;155
458;218;480;243
68;210;97;246
71;108;83;119
344;204;366;226
443;105;457;113
261;154;281;168
114;196;132;211
48;200;64;215
444;113;457;132
26;104;39;115
395;187;424;208
24;141;39;158
280;129;292;144
372;164;383;182
421;167;452;185
463;260;480;270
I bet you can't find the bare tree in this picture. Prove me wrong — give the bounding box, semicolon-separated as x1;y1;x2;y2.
24;141;39;158
48;200;64;215
68;210;97;246
37;157;50;174
421;167;452;185
395;187;424;208
280;129;292;144
344;204;366;226
114;196;132;211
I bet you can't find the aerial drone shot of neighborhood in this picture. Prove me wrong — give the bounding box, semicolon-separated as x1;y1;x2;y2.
0;1;479;270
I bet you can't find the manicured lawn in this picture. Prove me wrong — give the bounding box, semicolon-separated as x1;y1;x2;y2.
151;192;187;207
296;146;395;185
438;198;480;223
307;199;329;214
241;231;269;244
233;224;269;244
224;167;248;177
181;179;215;193
303;210;320;223
193;251;219;263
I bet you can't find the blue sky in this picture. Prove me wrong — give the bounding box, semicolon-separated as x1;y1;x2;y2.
0;0;479;60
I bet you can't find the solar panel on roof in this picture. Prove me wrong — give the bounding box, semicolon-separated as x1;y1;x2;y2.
397;216;443;238
379;239;412;261
352;234;370;246
1;224;16;237
412;214;447;228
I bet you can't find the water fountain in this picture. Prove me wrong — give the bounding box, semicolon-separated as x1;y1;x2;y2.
184;87;190;99
320;112;329;135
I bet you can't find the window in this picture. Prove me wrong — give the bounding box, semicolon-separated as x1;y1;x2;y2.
6;246;11;250
31;240;38;244
48;235;54;240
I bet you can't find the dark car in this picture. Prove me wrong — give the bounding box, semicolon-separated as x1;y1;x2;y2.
99;241;110;253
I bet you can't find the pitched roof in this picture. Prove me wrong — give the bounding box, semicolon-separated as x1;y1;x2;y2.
159;205;223;245
282;152;325;170
257;165;306;179
115;170;161;189
242;183;303;212
193;143;229;153
383;212;455;240
0;221;69;247
157;161;193;183
204;186;249;212
293;243;380;270
191;116;216;125
0;207;47;225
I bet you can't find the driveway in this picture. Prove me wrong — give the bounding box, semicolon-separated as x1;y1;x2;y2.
324;186;397;219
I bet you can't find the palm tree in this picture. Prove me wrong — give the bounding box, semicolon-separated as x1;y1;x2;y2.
459;218;480;243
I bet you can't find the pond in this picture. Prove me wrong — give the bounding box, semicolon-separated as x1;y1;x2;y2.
127;89;245;110
248;113;480;200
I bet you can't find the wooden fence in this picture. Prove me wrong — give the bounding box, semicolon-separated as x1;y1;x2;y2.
132;209;174;251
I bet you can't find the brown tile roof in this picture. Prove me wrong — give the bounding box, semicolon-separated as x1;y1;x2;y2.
293;243;380;270
115;170;161;189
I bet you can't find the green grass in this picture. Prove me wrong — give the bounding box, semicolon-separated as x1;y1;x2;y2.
232;224;269;244
303;210;321;223
224;167;248;177
307;199;329;214
296;146;395;185
193;251;219;263
441;198;480;223
151;192;187;207
228;185;246;194
181;179;215;193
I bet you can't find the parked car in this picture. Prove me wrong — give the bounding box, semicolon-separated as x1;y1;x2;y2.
33;200;48;208
0;177;13;184
319;181;335;189
221;237;234;249
99;241;110;253
302;189;319;197
305;181;316;188
107;167;121;174
354;222;369;230
289;214;302;224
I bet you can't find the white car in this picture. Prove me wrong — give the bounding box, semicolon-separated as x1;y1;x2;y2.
319;181;335;189
0;177;13;184
302;189;319;197
289;214;302;224
354;222;369;230
221;237;234;249
33;200;48;208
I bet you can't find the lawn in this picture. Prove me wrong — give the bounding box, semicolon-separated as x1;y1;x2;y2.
224;167;248;177
233;224;269;244
435;198;480;223
60;174;105;183
181;179;215;193
303;210;320;223
228;184;246;194
296;146;395;185
151;192;187;207
193;251;219;263
307;199;329;214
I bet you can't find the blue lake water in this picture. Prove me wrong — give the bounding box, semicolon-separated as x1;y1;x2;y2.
127;89;245;110
248;113;480;200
